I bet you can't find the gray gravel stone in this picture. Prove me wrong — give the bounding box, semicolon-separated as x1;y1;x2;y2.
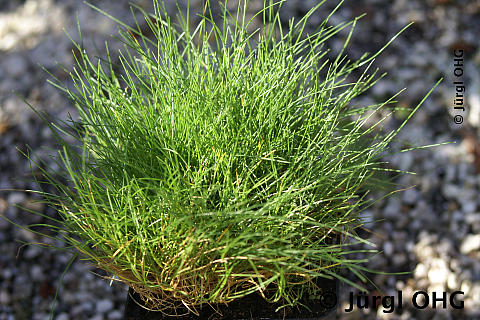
23;245;42;260
32;313;50;320
0;290;11;305
402;188;419;205
462;201;477;213
2;55;28;78
392;253;408;266
6;192;25;205
0;215;9;232
96;299;114;314
107;310;123;320
465;213;480;230
71;301;94;317
29;265;44;281
383;241;394;257
56;313;69;320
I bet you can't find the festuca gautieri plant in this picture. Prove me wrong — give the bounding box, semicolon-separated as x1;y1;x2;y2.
24;0;439;314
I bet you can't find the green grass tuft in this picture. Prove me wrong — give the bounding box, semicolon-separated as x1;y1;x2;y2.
19;0;440;313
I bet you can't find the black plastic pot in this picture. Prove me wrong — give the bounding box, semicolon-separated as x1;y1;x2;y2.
124;278;338;320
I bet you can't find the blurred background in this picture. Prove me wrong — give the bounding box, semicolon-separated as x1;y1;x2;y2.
0;0;479;319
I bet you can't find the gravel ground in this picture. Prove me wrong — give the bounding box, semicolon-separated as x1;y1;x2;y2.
1;0;479;319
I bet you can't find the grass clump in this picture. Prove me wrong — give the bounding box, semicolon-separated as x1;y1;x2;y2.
24;0;438;314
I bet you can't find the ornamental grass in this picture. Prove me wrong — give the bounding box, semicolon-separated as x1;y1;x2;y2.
20;0;439;315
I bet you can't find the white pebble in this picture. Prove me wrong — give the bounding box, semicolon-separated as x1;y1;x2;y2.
447;273;459;291
428;258;450;286
414;263;428;279
460;234;480;254
469;283;480;303
461;280;472;295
